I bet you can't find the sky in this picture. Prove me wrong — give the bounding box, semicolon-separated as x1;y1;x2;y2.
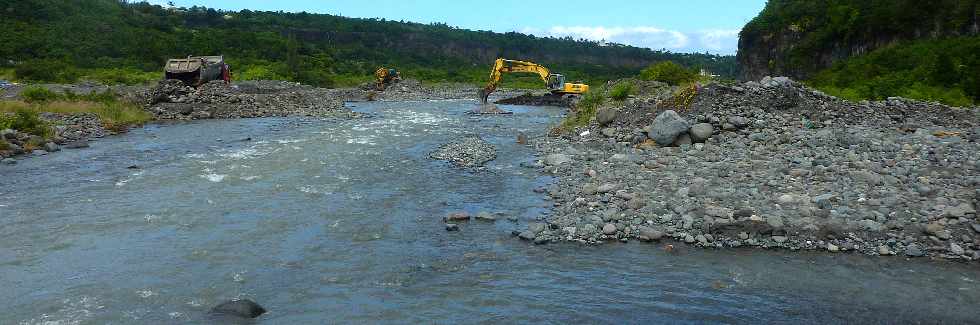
147;0;768;55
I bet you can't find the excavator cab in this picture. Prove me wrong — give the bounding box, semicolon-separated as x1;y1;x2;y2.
547;73;588;96
546;74;565;92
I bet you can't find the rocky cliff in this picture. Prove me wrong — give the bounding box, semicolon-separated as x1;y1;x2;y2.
737;0;979;81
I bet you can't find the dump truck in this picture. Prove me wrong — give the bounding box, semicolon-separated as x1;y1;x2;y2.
165;56;230;86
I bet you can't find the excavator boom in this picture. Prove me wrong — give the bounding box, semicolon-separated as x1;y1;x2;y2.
480;58;588;103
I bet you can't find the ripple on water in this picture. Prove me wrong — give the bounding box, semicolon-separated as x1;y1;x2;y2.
200;173;227;183
19;296;103;325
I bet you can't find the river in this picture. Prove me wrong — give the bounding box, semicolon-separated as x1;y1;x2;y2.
2;100;979;324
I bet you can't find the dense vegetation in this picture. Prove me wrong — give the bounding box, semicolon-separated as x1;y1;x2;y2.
0;0;736;88
809;37;980;106
740;0;977;76
739;0;978;106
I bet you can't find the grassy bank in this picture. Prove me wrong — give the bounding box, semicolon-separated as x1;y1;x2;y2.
2;86;152;134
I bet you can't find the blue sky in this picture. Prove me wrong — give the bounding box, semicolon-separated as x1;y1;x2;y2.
148;0;767;54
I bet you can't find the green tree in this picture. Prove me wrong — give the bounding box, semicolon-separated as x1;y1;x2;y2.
639;61;697;85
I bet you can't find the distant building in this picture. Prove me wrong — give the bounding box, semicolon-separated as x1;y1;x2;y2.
699;69;719;79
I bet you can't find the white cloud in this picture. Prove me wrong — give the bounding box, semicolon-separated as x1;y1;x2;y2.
698;29;741;52
521;26;740;54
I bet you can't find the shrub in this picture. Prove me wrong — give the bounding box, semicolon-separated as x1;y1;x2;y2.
20;86;61;102
639;61;698;85
609;82;635;101
558;89;607;130
97;101;152;129
80;68;159;85
10;108;52;138
239;64;288;81
660;83;700;110
14;60;79;83
0;113;12;130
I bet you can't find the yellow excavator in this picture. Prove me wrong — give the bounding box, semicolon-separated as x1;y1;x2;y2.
374;67;402;91
479;58;589;103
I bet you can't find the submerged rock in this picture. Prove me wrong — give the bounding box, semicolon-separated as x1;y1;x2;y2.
543;153;572;166
209;299;267;318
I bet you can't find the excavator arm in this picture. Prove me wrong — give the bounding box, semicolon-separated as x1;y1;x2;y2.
479;58;588;103
481;59;552;103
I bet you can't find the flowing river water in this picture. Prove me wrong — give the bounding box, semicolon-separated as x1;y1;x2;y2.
2;101;979;324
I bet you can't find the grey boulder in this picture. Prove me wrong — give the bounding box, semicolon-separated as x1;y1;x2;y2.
646;110;689;145
596;108;618;126
689;123;714;143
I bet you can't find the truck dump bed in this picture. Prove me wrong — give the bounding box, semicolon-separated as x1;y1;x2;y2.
165;56;227;86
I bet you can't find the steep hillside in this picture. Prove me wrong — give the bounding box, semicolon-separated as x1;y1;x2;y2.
0;0;736;87
737;0;978;81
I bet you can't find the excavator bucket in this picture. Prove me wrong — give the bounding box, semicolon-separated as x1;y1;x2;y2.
478;88;490;104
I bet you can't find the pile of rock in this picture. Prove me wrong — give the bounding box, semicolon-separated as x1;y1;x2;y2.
495;93;575;108
523;77;980;262
42;112;106;141
430;135;497;167
0;112;102;163
143;80;354;120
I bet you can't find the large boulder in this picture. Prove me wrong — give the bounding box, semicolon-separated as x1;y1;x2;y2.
596;108;618;126
689;123;714;143
646;110;689;145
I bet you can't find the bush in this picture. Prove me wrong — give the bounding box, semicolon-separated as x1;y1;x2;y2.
661;83;700;110
14;60;79;83
20;86;60;102
80;68;159;85
238;64;288;81
0;113;12;130
639;61;698;85
97;101;152;129
10;108;52;138
609;82;635;101
0;138;9;151
559;89;607;130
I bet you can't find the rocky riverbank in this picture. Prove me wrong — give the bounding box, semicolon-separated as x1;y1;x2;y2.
0;113;107;164
140;80;358;120
520;77;980;262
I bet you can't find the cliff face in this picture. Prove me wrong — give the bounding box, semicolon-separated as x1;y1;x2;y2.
737;0;979;81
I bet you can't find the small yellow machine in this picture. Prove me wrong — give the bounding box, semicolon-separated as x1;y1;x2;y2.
374;67;401;91
479;58;589;103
